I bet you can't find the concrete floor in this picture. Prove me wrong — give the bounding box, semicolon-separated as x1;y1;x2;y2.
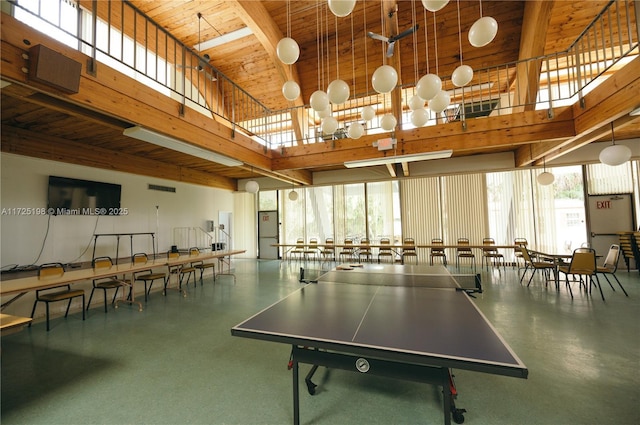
1;259;639;425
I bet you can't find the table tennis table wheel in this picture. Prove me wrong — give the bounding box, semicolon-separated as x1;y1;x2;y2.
305;380;317;395
451;407;466;424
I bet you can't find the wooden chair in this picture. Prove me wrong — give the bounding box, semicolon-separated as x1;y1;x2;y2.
401;238;418;264
520;247;556;288
377;237;395;263
165;250;190;296
338;239;355;262
180;248;199;287
429;238;447;266
132;253;167;301
88;256;128;313
358;238;373;263
558;248;603;300
192;248;216;283
482;238;505;270
514;238;528;273
320;238;335;262
596;244;628;297
303;238;319;261
456;238;476;272
30;263;85;331
290;238;305;261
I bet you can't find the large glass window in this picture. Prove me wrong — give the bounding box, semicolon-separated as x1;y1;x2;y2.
367;181;401;243
305;186;334;243
336;184;366;242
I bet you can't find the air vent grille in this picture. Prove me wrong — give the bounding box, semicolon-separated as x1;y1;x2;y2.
148;184;176;193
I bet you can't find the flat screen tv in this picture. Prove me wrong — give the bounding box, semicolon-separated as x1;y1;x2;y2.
47;176;122;215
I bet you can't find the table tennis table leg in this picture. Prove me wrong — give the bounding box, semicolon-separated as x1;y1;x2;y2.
446;369;466;424
292;358;300;425
304;364;319;395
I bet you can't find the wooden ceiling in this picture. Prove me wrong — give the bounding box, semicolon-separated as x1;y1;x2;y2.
1;1;639;191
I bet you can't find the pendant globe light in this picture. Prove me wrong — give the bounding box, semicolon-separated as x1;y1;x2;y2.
408;95;425;111
372;64;398;94
361;105;376;121
245;180;259;193
276;37;300;65
600;122;632;166
421;0;449;12
451;0;473;87
245;167;259;193
321;116;339;135
328;0;356;18
282;80;301;101
380;113;397;132
280;2;301;101
429;89;450;113
452;65;473;87
416;74;442;101
310;89;330;112
288;181;299;201
410;108;429;127
348;121;365;139
536;157;555;186
327;14;350;105
425;11;449;114
327;79;350;104
468;0;498;48
416;6;443;101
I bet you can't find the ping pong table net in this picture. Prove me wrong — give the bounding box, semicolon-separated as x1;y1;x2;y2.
301;267;482;294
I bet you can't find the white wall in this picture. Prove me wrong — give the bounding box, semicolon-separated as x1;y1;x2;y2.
1;153;256;318
0;153;252;266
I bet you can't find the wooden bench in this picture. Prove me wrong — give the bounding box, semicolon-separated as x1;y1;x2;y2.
1;313;33;336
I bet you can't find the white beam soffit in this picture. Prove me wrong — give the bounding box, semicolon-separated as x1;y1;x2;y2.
194;27;253;51
123;126;242;167
344;150;454;168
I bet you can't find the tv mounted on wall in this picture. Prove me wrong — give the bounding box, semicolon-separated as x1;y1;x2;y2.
47;176;122;215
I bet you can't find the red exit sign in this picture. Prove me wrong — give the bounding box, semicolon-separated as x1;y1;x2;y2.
597;200;612;209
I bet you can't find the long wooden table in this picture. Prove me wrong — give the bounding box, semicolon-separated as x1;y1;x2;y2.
0;249;246;312
273;243;519;263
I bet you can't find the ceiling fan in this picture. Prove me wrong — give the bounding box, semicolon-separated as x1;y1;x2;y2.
367;24;419;58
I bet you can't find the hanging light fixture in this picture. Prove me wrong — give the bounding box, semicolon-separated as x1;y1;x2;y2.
451;0;473;87
288;182;299;201
328;0;357;18
421;0;449;12
536;157;555;186
468;0;498;48
245;180;259;193
245;167;259;194
380;113;397;132
280;1;301;101
427;9;450;113
600;122;632;166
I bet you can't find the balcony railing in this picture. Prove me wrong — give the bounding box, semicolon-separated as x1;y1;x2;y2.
8;0;639;150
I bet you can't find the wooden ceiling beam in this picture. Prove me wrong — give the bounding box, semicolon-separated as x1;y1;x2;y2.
230;0;306;144
1;16;271;170
273;107;575;170
1;125;237;190
514;55;640;166
512;0;555;113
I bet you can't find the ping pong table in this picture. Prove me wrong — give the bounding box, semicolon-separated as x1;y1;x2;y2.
231;264;528;424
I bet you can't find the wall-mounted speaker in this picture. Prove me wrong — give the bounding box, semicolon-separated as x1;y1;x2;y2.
28;45;82;94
